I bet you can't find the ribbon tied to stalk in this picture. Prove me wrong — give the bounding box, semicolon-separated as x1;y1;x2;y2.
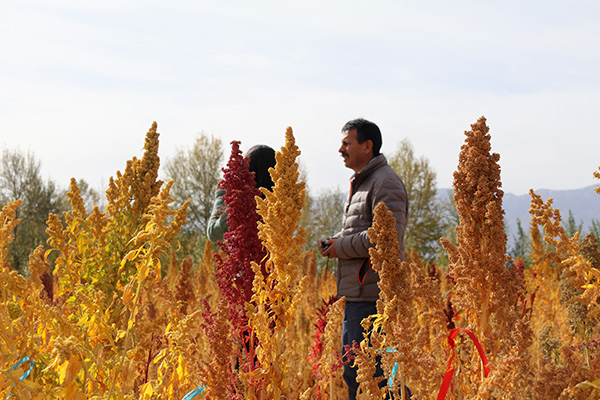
437;328;490;400
5;356;34;398
181;385;205;400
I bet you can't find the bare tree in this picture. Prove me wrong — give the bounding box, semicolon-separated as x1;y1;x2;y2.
388;139;448;262
163;132;225;259
301;185;345;270
0;148;60;272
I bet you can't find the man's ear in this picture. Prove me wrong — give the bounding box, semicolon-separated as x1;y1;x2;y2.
363;139;373;155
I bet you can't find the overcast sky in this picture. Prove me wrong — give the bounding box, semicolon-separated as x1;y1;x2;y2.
1;0;599;197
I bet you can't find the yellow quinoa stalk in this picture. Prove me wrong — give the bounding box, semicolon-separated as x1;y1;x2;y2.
246;126;312;399
369;203;405;307
317;296;347;400
302;252;333;376
0;200;21;267
361;201;410;399
104;122;164;260
404;250;449;394
293;253;323;388
580;233;600;275
476;314;534;399
0;122;201;399
121;121;163;223
134;122;163;218
440;116;526;398
528;190;596;330
47;127;185;394
355;202;446;399
7;254;74;398
306;251;318;294
195;299;235;400
196;240;219;310
108;180;189;398
354;327;382;399
49;122;172;300
175;257;196;315
256;126;307;293
577;170;600;314
42;123;191;398
134;263;190;399
0;202;45;397
319;262;338;301
524;219;570;375
151;305;208;399
135;179;189;280
526;189;600;399
526;195;573;368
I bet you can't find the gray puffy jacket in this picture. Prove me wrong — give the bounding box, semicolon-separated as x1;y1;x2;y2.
334;154;408;302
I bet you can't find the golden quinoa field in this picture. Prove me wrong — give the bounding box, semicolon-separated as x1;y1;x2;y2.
2;118;600;399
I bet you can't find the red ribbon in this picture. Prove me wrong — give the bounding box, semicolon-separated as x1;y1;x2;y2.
437;328;490;400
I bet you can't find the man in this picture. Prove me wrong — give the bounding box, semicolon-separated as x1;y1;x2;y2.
320;118;408;399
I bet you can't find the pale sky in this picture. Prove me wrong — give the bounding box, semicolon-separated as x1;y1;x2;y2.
1;0;599;197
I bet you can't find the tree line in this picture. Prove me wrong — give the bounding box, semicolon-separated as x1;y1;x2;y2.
6;132;590;274
0;148;98;273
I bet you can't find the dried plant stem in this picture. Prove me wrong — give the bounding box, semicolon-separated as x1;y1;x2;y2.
107;276;142;399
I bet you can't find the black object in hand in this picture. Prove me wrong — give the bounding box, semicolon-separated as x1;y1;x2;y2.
321;240;331;251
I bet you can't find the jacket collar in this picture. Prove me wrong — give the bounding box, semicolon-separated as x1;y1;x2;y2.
350;154;387;185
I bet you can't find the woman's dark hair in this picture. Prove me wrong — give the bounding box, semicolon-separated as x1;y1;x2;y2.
245;145;276;190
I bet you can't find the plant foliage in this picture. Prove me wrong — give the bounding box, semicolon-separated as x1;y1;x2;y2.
1;118;600;399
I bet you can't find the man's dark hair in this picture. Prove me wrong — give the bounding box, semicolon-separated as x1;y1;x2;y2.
245;144;276;190
341;118;382;156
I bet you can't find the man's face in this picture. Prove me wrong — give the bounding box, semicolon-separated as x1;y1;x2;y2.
339;128;372;173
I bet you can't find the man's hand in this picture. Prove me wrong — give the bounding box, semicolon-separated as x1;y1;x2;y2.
319;238;338;258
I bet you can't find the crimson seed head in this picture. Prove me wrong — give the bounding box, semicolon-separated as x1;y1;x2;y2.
215;141;266;327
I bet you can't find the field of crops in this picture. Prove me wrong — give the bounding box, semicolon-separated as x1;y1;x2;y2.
2;118;600;399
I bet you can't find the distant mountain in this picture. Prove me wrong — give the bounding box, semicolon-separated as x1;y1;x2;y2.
437;185;600;249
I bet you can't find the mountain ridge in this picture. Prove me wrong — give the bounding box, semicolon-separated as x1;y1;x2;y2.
438;185;600;248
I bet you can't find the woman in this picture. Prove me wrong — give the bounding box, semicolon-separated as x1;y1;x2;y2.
206;144;276;242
